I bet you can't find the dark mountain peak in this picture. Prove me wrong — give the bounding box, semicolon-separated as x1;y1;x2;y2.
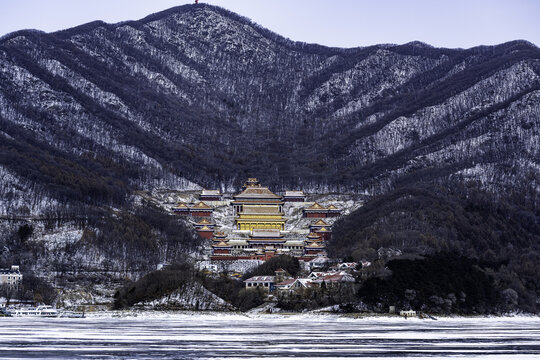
402;41;433;48
0;28;46;44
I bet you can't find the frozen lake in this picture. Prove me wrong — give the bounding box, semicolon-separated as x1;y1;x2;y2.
0;313;539;359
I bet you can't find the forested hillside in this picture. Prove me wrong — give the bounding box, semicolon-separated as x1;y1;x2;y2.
329;181;540;312
0;4;538;216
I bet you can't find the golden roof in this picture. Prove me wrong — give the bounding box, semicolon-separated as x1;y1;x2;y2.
234;187;281;199
193;201;212;209
197;218;211;224
313;219;328;226
317;227;330;232
214;231;226;237
306;203;325;210
306;242;323;248
213;241;230;247
307;232;322;238
174;202;189;208
198;226;212;231
327;204;339;210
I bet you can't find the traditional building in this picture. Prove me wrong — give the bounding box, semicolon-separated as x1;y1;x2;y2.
247;229;287;249
303;203;341;218
190;202;213;217
212;231;227;244
304;242;326;256
232;179;285;231
243;178;260;189
309;219;330;232
232;178;283;214
212;241;232;255
196;225;214;240
244;275;275;290
172;202;190;215
314;226;332;241
0;265;22;287
327;204;342;217
282;190;306;202
306;232;323;244
303;203;328;218
193;218;216;230
235;205;285;231
200;189;222;202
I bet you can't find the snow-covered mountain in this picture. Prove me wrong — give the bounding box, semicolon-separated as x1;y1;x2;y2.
0;3;538;214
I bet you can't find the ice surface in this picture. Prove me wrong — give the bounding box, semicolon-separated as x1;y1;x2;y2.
0;314;538;359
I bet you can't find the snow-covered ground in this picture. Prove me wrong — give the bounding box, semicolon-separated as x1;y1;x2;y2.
0;315;538;359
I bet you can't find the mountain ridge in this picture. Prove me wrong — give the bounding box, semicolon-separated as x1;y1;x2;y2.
0;4;538;215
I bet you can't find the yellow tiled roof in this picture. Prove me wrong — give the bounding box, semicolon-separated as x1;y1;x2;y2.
235;187;281;199
213;241;230;247
314;219;328;226
193;201;212;209
306;203;325;210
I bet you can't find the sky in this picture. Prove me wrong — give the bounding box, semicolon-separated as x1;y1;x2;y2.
0;0;539;49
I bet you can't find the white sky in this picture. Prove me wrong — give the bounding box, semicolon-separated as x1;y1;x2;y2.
0;0;538;48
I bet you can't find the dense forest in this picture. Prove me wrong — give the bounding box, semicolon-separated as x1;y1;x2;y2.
329;181;540;312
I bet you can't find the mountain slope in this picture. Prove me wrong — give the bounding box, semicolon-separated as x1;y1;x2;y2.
0;4;539;215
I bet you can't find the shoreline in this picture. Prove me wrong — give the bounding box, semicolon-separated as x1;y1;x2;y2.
61;309;540;320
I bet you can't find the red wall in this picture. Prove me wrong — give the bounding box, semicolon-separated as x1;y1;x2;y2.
305;212;327;218
191;211;212;217
213;249;230;254
197;231;214;239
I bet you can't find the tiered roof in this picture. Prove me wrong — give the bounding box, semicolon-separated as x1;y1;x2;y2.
234;187;282;200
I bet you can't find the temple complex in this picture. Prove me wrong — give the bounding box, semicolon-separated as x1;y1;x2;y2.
172;178;346;262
